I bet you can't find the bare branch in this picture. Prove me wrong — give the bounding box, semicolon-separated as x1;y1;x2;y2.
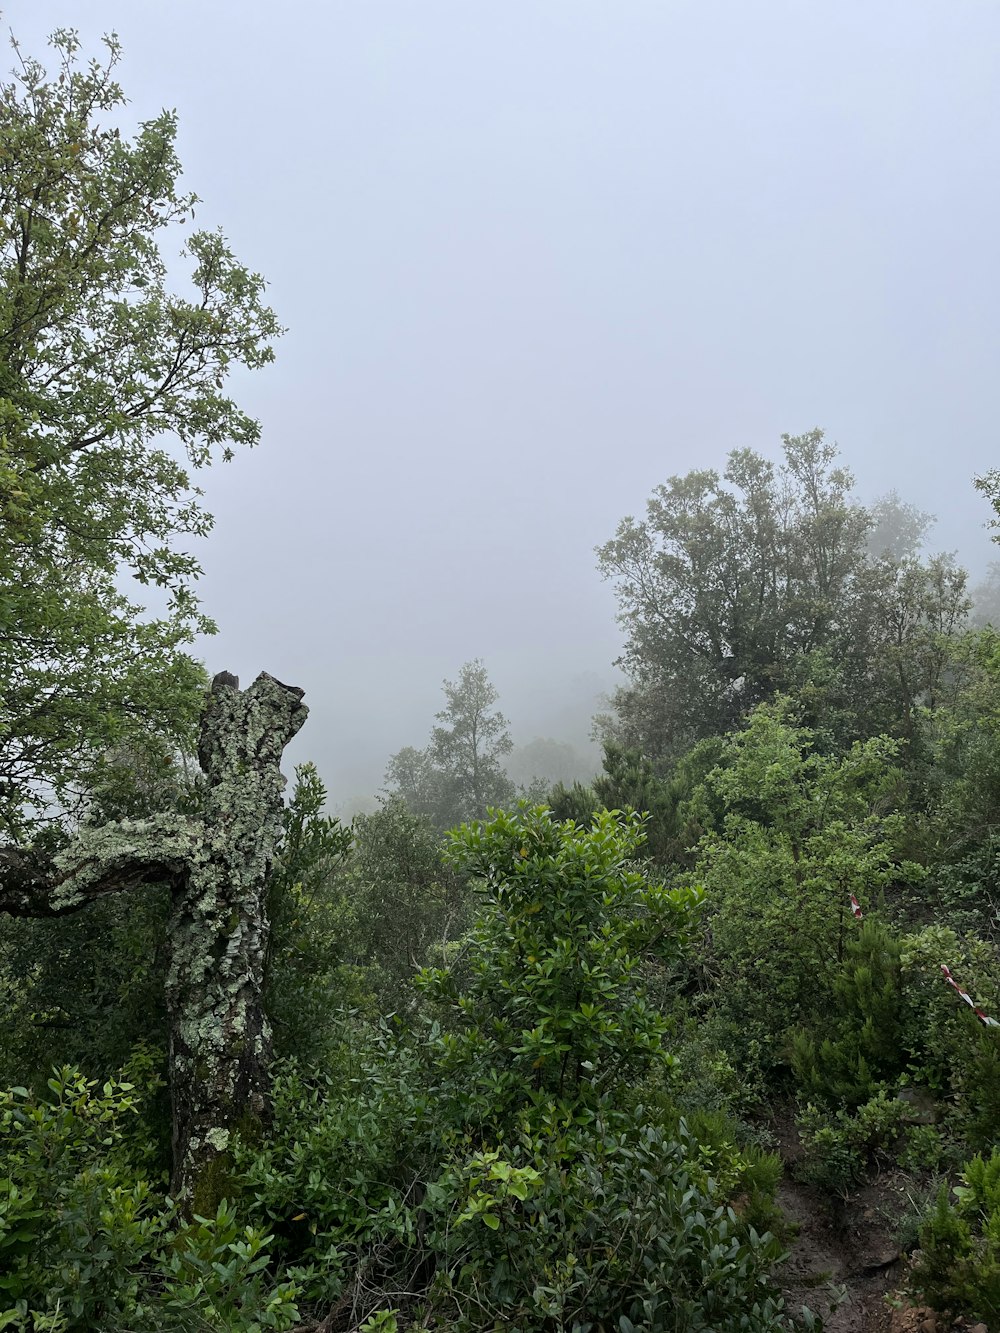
0;812;195;917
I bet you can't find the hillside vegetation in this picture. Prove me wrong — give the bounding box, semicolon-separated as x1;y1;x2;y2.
4;28;1000;1333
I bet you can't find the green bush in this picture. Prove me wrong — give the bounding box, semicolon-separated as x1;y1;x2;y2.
415;806;801;1328
265;763;363;1063
909;1149;1000;1324
897;925;1000;1145
686;703;920;1069
795;1090;908;1194
0;889;171;1093
149;1200;301;1331
234;1034;427;1305
680;1108;786;1237
417;805;702;1131
790;919;906;1109
422;1113;794;1332
236;807;803;1330
897;925;997;1092
0;1070;161;1328
959;1022;1000;1152
0;1071;300;1331
266;770;472;1064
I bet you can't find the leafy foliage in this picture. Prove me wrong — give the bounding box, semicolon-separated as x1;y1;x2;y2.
910;1150;1000;1325
0;29;281;833
420;805;702;1125
598;431;874;759
0;889;172;1097
791;919;907;1109
266;769;472;1059
865;490;934;561
0;1070;300;1331
234;810;801;1330
918;629;1000;916
422;1116;794;1333
265;763;357;1060
550;736;724;868
347;796;471;1004
686;701;918;1063
794;1090;908;1196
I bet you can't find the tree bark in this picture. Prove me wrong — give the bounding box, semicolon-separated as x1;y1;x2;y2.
166;670;306;1205
0;669;307;1208
0;816;194;916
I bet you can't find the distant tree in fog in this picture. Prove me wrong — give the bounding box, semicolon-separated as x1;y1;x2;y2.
385;660;515;829
865;490;934;561
864;552;970;736
970;562;1000;629
505;737;595;793
384;745;448;826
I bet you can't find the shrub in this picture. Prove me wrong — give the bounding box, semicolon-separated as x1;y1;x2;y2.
236;807;803;1329
234;1034;427;1306
0;889;171;1093
687;704;920;1069
0;1071;300;1331
909;1149;1000;1325
418;805;702;1134
795;1090;908;1194
0;1070;161;1328
897;925;1000;1144
790;919;906;1109
422;1113;795;1332
149;1200;300;1331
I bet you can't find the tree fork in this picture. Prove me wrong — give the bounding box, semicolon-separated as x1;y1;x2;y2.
0;670;307;1205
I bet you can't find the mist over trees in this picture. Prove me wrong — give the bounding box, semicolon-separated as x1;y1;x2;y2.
503;734;595;791
865;490;935;561
384;658;516;829
7;23;1000;1333
597;429;972;762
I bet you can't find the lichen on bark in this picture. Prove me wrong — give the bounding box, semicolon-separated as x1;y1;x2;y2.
166;671;306;1204
0;669;307;1208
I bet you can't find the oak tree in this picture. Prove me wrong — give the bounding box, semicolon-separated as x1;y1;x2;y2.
0;29;281;836
598;431;972;763
597;431;872;759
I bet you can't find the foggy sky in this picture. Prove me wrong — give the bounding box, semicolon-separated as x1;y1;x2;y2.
14;1;1000;807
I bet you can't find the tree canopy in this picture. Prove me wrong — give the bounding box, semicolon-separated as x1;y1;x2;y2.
0;29;281;834
597;431;872;756
597;430;971;762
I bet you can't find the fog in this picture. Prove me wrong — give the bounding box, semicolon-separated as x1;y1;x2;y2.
15;0;1000;808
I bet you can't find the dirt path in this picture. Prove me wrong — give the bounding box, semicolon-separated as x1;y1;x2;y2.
777;1176;898;1332
767;1110;904;1332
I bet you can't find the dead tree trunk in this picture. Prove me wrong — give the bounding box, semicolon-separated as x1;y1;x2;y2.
0;671;306;1208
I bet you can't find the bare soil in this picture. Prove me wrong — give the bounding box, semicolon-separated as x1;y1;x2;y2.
776;1173;900;1332
771;1116;990;1333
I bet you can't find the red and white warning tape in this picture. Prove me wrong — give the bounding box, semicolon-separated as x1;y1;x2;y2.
940;964;1000;1029
847;894;1000;1029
